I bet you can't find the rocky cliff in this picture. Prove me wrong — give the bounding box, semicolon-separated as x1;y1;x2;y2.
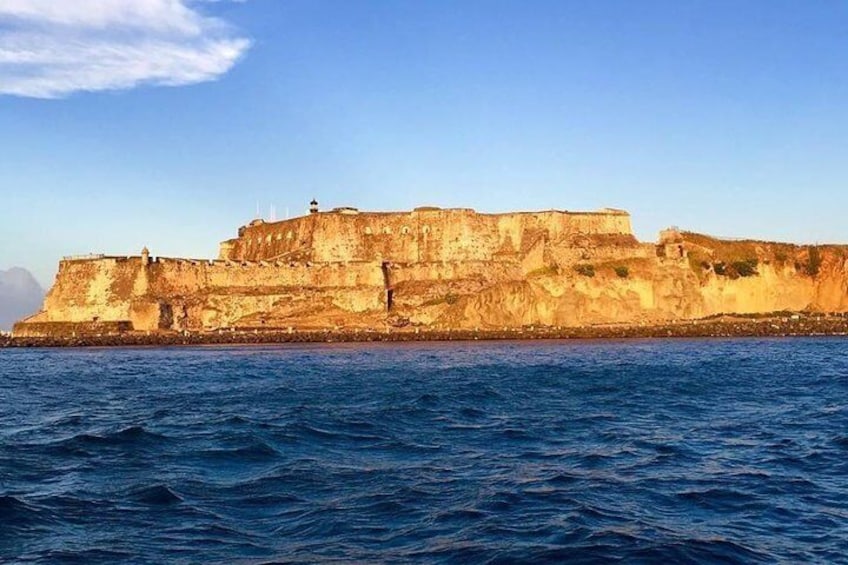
13;207;848;337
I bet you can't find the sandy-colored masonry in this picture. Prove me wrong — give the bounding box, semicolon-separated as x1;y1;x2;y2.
220;207;633;263
13;205;848;337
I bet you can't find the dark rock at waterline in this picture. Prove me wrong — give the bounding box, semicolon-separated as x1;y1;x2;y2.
2;313;847;348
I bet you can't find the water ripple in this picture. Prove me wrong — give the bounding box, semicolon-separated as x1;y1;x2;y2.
1;338;848;563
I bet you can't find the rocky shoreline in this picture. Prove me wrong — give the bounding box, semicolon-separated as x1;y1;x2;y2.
2;313;848;348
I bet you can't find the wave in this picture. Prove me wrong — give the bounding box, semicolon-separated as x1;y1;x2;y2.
195;440;282;461
501;428;537;440
215;414;254;426
0;494;59;531
0;494;40;523
284;423;385;443
129;484;183;505
27;548;138;563
432;508;489;524
54;425;167;450
411;393;440;407
676;488;766;513
630;537;773;563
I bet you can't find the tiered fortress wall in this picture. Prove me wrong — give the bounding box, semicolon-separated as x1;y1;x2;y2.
13;205;848;337
221;207;635;263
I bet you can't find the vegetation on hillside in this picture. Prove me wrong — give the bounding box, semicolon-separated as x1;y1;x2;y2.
421;293;460;307
801;246;822;276
574;264;595;277
526;264;560;278
680;232;840;280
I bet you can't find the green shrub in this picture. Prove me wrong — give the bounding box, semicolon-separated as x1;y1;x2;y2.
421;293;460;307
574;264;595;277
527;264;559;278
713;262;726;276
614;265;629;278
731;258;758;277
805;246;822;276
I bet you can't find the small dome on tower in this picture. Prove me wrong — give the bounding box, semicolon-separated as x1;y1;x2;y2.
309;199;319;214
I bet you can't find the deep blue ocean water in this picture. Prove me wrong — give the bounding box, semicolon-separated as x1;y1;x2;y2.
1;338;848;564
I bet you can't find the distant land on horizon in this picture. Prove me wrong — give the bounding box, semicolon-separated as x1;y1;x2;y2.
0;267;44;332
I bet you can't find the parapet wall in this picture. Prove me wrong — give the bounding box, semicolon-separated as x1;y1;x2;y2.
46;254;528;299
223;208;633;263
25;251;531;333
12;320;133;338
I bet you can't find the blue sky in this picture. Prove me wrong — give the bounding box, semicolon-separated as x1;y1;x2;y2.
1;0;847;287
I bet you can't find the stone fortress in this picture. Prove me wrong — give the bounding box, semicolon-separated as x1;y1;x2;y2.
13;201;848;337
220;200;634;264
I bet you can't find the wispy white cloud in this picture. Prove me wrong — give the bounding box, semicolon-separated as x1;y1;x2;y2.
0;0;251;98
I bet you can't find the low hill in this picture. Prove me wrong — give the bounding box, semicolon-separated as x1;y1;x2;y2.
0;268;44;331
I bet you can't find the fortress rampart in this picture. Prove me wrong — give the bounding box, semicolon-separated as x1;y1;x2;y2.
30;251;533;331
220;207;634;263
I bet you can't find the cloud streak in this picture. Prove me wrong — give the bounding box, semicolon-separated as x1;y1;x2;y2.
0;0;251;98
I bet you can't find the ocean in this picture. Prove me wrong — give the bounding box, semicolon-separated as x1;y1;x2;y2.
1;339;847;563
